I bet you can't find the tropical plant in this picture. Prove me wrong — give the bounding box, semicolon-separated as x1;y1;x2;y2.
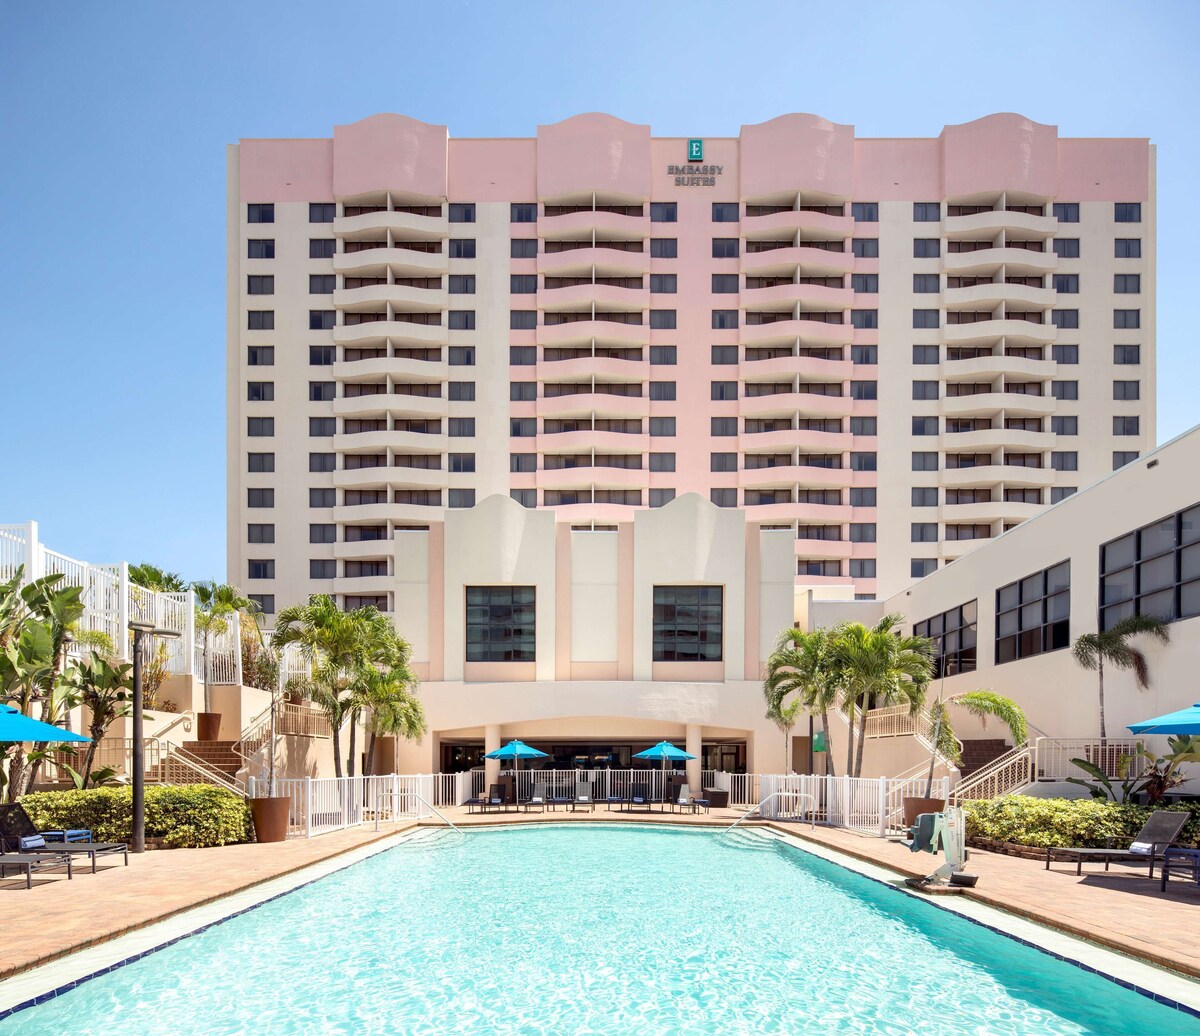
140;639;171;710
271;595;411;777
835;615;933;778
358;662;426;778
240;613;279;692
63;650;134;786
1072;614;1170;741
1067;734;1200;804
128;563;188;593
762;626;844;776
192;581;258;712
923;690;1027;798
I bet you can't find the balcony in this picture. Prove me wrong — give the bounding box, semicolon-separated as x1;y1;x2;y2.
942;318;1057;347
743;282;854;309
942;354;1056;382
944;247;1057;275
334;246;448;278
333;538;395;561
333;393;446;421
741;317;853;347
538;318;649;348
943;282;1056;310
939;499;1043;524
540;208;648;237
535;354;648;383
741;244;853;276
741;353;854;381
942;391;1056;418
537;389;646;420
333;210;445;239
944;209;1059;239
332;356;447;383
334;284;447;311
941;464;1054;489
942;427;1055;452
537;282;649;312
741;209;853;236
538;245;650;277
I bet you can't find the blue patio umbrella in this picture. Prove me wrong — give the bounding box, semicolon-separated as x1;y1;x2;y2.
0;704;90;743
484;739;548;804
633;741;696;809
1127;703;1200;736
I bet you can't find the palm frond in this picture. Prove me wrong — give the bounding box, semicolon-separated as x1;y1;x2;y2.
949;689;1028;746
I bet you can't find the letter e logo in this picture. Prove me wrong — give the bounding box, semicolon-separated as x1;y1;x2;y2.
687;138;703;162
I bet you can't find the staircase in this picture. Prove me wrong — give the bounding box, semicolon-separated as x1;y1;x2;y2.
958;739;1010;780
179;741;242;782
146;740;246;794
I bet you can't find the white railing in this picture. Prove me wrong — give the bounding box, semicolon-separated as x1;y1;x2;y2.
759;773;951;835
497;767;690;804
194;609;242;686
1033;737;1145;782
258;774;435;838
951;745;1034;803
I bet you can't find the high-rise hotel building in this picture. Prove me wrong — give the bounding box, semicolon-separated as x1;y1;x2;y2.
226;113;1154;615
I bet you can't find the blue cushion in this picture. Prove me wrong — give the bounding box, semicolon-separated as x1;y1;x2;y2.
19;834;46;850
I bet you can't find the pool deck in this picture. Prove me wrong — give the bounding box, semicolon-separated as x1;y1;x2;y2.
1;806;1197;987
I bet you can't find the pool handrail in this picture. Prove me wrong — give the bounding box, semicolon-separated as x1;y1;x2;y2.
723;791;817;833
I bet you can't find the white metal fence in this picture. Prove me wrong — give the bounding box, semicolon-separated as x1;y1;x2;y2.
759;774;951;835
252;774;435;837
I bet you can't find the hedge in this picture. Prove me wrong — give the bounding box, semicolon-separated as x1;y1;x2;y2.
964;795;1200;849
20;785;253;849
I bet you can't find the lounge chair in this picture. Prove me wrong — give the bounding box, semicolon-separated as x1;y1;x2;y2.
479;784;508;814
523;783;548;813
0;850;72;889
1045;810;1189;877
627;782;653;812
674;785;709;814
549;784;573;811
570;781;595;813
0;804;127;873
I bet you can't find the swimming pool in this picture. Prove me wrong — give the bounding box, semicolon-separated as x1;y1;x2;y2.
2;824;1197;1034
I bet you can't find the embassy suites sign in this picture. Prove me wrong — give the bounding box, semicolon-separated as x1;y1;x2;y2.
668;138;724;187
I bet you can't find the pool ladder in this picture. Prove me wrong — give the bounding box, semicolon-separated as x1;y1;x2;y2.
722;791;817;835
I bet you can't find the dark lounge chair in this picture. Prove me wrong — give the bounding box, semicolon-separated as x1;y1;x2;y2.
0;850;72;889
627;782;653;812
0;804;128;873
522;783;548;813
479;784;508;814
1045;810;1189;877
571;781;595;813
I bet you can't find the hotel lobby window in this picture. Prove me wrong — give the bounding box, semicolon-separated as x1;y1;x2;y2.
466;587;535;662
653;586;723;662
1100;503;1200;630
995;561;1070;664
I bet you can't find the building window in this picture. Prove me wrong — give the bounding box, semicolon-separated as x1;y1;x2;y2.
912;487;938;507
711;345;737;365
912;416;938;436
309;417;335;437
649;488;676;508
1053;239;1080;259
1114;416;1140;436
1114;274;1141;294
448;417;476;437
247;524;275;544
711;310;738;330
247;203;274;224
653;586;722;662
1050;487;1077;504
912;380;939;401
649;452;675;472
651;417;677;436
466;586;535;662
912;309;939;329
449;489;476;508
912;274;939;293
849;452;877;472
305;202;333;223
449;381;476;402
710;452;736;472
509;310;536;331
849;487;876;507
711;381;737;401
246;381;274;402
448;310;476;330
309;275;334;294
912;452;938;472
509;382;534;402
649;381;676;401
309;381;334;402
309;559;336;579
1114;344;1141;365
310;239;336;259
1050;451;1078;471
850;310;878;329
915;601;978;677
249;594;275;613
849;560;877;579
911;523;938;543
449;203;475;223
849;523;876;543
1113;451;1140;469
1051;415;1078;436
651;238;678;258
309;346;335;365
247;488;274;508
851;202;878;222
1100;503;1200;630
711;274;738;293
308;523;335;544
1052;203;1080;223
710;488;737;508
247;452;274;473
851;273;879;293
912;345;939;364
247;417;274;437
1053;274;1079;294
712;202;739;222
996;561;1070;664
650;346;677;365
913;202;941;222
247;275;274;295
800;560;842;577
1115;238;1141;259
1051;381;1078;400
308;452;335;474
309;310;335;330
651;310;678;329
449;346;476;365
852;239;879;258
511;489;536;508
1051;310;1079;329
247;239;275;259
511;238;537;259
851;345;878;365
448;238;476;259
911;559;937;578
1113;380;1140;401
510;203;537;223
711;238;739;259
913;239;941;259
850;381;877;400
510;452;535;473
1052;344;1079;364
510;346;536;365
509;275;535;294
510;418;535;437
247;311;274;331
446;453;475;473
651;274;678;293
447;274;476;294
1114;203;1142;223
650;202;677;223
849;418;877;437
1114;309;1140;329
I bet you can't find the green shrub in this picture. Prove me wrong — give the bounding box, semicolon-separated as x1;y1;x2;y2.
964;795;1200;849
20;785;252;849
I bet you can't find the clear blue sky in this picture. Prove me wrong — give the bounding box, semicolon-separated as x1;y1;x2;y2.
3;0;1198;581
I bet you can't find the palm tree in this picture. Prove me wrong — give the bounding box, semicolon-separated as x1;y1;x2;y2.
1072;614;1170;741
359;663;426;778
192;581;257;714
128;563;188;593
270;595;407;778
762;626;843;776
835;614;933;778
923;689;1027;798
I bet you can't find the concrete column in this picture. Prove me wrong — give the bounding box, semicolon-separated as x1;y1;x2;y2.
685;723;702;791
484;724;502;786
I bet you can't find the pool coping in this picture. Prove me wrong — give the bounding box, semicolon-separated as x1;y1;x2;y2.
1;821;1198;1023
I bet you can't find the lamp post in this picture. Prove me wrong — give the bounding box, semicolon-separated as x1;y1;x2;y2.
130;621;181;853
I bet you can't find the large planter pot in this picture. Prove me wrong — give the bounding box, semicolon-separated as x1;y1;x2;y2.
250;796;291;843
196;712;222;741
902;796;946;829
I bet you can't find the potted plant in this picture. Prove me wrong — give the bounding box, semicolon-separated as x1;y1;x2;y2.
192;582;258;741
248;649;291;843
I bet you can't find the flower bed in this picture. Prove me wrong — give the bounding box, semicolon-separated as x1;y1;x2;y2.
963;795;1200;850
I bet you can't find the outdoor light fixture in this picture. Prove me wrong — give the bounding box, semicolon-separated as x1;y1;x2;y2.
130;621;181;853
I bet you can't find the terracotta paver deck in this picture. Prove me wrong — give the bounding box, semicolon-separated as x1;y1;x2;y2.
1;806;1197;986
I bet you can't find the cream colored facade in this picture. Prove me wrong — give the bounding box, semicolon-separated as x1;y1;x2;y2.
387;492;796;785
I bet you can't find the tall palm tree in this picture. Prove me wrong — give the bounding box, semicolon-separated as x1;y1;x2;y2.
358;663;426;778
762;626;843;776
270;595;407;777
192;581;257;713
923;689;1027;798
835;614;933;778
1072;614;1170;740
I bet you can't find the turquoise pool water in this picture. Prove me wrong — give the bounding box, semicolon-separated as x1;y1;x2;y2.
2;824;1197;1035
